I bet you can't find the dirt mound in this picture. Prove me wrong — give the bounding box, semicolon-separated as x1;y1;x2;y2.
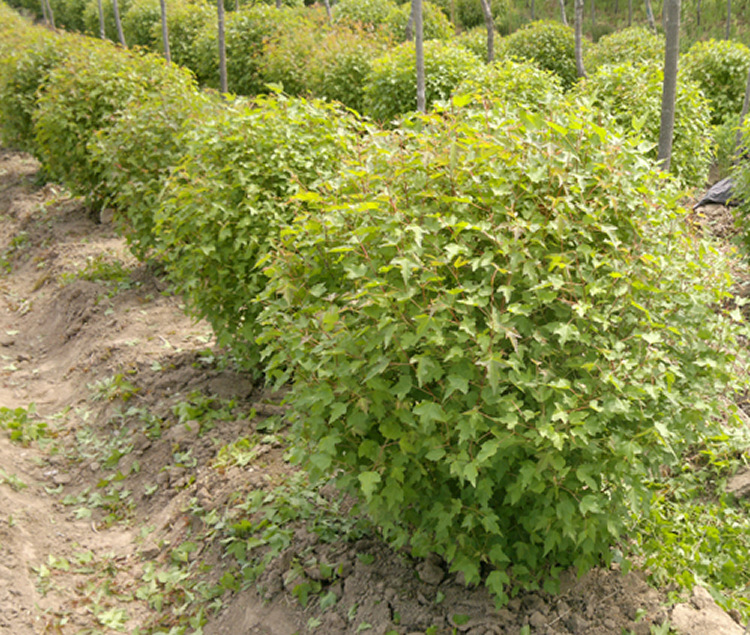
0;150;746;634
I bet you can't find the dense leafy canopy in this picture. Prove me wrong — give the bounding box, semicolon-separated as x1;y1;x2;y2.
259;96;738;597
576;60;713;186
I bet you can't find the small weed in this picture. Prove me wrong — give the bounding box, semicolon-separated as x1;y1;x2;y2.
631;430;750;624
0;231;30;272
172;391;237;434
173;448;197;469
357;553;375;565
72;424;134;471
117;405;163;439
60;254;140;297
0;467;27;491
649;621;673;635
89;373;140;402
213;434;277;470
0;404;53;447
216;471;370;608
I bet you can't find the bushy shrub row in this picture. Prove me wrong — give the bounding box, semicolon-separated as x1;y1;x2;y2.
583;26;664;72
90;79;217;258
257;99;739;598
0;27;71;153
453;57;563;112
496;20;580;89
576;60;713;186
0;8;743;605
682;38;750;127
153;94;366;368
364;39;479;122
33;38;198;207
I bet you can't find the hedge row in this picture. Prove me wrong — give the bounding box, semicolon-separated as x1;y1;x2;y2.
8;0;749;147
0;5;744;604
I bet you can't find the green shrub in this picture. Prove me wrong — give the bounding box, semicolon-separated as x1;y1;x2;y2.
257;98;739;603
588;21;616;43
713;114;741;180
583;26;664;73
49;0;88;32
454;0;509;33
0;2;39;61
452;57;563;112
306;26;390;113
83;0;132;41
454;26;489;60
0;2;29;36
260;8;329;96
0;29;71;153
364;39;479;122
122;0;161;48
90;79;215;259
729;122;750;249
577;60;713;186
33;39;197;206
333;0;396;29
194;5;305;95
496;20;579;89
683;39;750;126
385;0;454;42
3;0;42;20
242;0;303;8
156;0;213;74
153;94;364;368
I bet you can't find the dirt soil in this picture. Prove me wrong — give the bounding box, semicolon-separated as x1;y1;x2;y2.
0;149;746;635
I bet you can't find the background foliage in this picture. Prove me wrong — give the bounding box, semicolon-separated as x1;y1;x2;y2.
682;38;750;126
583;25;664;72
576;60;713;186
496;20;580;89
363;39;478;122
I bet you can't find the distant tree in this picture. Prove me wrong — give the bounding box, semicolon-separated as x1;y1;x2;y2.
113;0;127;45
322;0;332;22
160;0;171;63
645;0;656;31
217;0;227;93
559;0;568;25
479;0;495;61
97;0;105;38
43;0;56;28
628;0;632;25
696;0;701;26
40;0;53;27
575;0;585;77
414;0;425;112
658;0;681;172
725;0;731;39
590;0;595;29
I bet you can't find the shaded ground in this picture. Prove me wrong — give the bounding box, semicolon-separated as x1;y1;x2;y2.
0;149;745;634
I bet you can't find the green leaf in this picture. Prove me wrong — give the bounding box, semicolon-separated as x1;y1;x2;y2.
413;402;447;429
358;471;381;501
